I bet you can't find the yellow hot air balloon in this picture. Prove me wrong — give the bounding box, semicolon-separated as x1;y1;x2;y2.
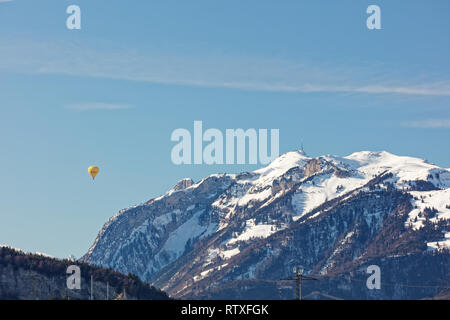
88;166;100;180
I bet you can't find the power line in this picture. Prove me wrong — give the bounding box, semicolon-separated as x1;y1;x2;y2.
302;290;345;300
345;277;450;289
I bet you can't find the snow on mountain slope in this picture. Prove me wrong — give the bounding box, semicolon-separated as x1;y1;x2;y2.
253;150;309;184
220;151;309;204
345;151;450;188
290;151;450;221
149;209;217;271
291;170;367;221
427;232;450;251
407;189;450;230
228;219;281;245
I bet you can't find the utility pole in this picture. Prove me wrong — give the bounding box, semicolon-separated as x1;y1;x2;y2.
106;282;109;300
281;267;317;300
90;275;93;300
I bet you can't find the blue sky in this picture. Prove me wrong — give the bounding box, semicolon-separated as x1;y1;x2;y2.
0;0;449;258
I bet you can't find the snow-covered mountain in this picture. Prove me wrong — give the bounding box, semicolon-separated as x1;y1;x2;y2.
83;150;450;299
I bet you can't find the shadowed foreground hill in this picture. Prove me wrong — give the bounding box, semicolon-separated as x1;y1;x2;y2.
0;246;169;300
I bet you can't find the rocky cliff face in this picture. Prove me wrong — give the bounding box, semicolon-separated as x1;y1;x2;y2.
172;178;194;191
83;150;450;299
304;158;322;177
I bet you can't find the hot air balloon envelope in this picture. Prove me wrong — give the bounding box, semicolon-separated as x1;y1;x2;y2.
88;166;99;180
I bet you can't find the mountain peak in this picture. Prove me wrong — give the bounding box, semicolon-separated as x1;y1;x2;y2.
171;178;194;192
346;150;393;161
254;150;310;177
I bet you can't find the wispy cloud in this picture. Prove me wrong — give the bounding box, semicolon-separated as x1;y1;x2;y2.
0;0;14;3
65;102;134;111
1;38;450;97
402;119;450;128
